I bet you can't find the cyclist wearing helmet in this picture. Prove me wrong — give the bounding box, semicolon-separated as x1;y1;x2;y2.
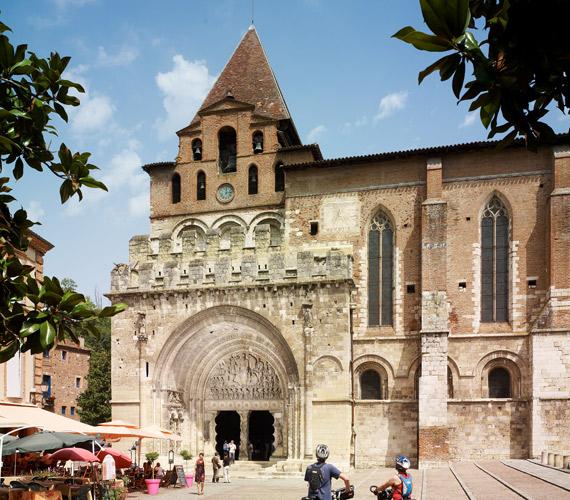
371;455;413;500
304;444;351;500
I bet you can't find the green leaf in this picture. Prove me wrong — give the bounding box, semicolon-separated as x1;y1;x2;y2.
452;59;466;98
79;176;108;191
99;303;127;317
20;322;41;338
39;321;56;349
418;54;452;84
13;158;23;180
393;27;452;52
420;0;470;39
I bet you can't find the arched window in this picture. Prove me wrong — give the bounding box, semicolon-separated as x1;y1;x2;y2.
191;138;202;161
252;131;263;154
368;211;394;326
171;173;181;204
197;171;206;200
360;370;382;399
274;162;285;192
447;366;454;399
248;165;258;195
218;126;237;173
481;196;509;322
488;367;511;398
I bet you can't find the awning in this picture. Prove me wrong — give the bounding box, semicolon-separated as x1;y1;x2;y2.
0;401;97;434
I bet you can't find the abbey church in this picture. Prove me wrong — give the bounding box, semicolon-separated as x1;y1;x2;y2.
109;27;570;468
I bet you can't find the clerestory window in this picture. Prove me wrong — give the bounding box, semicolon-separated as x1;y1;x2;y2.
172;173;181;204
368;212;394;326
481;196;509;322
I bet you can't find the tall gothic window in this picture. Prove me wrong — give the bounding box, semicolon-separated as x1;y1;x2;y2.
171;173;181;204
368;212;394;326
197;171;206;200
489;367;511;398
248;165;258;195
218;126;237;173
274;162;285;192
481;196;509;322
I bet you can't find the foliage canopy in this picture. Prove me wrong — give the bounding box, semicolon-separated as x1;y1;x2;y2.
394;0;570;149
0;20;125;362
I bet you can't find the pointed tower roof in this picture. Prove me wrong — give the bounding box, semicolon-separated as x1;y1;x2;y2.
188;27;294;127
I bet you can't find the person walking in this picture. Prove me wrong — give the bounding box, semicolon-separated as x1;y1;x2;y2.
228;440;237;463
211;452;222;483
223;453;231;483
222;440;229;457
195;453;206;495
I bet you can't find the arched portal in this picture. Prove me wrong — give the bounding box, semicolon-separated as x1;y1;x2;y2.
153;306;301;460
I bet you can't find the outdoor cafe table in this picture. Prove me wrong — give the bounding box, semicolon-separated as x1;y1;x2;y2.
0;489;62;500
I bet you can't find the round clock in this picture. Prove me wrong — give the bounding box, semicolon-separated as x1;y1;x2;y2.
216;183;235;203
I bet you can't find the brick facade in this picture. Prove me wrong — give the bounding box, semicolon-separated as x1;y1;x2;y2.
109;27;570;468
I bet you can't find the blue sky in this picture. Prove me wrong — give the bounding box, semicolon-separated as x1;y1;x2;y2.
3;0;569;301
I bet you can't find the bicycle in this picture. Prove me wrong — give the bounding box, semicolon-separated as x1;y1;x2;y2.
370;485;393;499
302;485;355;500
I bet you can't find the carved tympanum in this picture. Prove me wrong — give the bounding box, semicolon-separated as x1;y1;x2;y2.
207;352;282;400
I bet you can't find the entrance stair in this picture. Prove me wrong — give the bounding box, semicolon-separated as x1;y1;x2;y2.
229;459;310;479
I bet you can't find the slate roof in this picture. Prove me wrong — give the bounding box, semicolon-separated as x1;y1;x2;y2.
188;26;292;127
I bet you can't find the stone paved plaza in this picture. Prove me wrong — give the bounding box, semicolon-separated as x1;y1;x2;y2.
130;461;570;499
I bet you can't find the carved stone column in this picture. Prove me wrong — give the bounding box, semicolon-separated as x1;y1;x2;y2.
272;412;284;457
302;303;314;458
238;410;249;460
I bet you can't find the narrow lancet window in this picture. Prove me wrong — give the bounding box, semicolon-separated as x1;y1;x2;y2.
171;173;181;204
368;212;394;326
248;165;258;195
481;196;509;322
197;171;206;200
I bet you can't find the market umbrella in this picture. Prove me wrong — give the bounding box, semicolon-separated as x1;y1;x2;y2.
49;448;100;463
97;448;132;468
2;431;95;456
140;425;182;441
0;434;16;444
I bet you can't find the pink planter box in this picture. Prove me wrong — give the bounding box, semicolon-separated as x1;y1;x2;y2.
145;478;161;495
185;473;194;487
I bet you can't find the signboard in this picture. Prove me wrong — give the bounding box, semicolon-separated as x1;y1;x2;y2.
174;465;186;487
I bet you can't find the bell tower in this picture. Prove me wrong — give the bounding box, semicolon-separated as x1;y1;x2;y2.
145;26;319;219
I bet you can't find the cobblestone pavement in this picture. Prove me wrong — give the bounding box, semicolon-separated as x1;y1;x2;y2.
129;461;570;499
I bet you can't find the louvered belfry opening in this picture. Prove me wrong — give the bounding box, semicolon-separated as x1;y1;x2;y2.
368;212;394;326
481;196;509;322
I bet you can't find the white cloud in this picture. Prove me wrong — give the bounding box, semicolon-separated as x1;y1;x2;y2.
103;142;145;192
128;192;148;217
459;113;477;128
26;201;45;222
341;116;368;134
374;91;408;121
154;55;216;141
70;94;114;134
97;45;139;67
306;125;327;143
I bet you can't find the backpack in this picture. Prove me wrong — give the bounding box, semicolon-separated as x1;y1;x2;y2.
307;463;324;492
398;473;413;499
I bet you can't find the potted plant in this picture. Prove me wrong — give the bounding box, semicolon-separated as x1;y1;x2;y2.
180;450;194;487
180;450;192;468
144;451;160;495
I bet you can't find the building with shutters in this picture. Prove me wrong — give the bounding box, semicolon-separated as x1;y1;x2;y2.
108;26;570;468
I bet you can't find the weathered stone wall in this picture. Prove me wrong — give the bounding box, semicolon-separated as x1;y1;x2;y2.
354;401;418;467
447;401;530;459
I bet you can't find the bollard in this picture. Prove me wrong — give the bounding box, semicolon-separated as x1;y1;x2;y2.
548;453;555;466
542;451;548;464
564;455;570;469
555;454;563;468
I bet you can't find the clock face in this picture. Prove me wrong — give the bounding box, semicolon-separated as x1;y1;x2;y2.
217;183;235;203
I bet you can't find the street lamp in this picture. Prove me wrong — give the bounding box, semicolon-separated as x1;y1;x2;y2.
130;442;138;468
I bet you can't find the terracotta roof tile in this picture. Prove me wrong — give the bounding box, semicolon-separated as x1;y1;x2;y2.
189;27;291;126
